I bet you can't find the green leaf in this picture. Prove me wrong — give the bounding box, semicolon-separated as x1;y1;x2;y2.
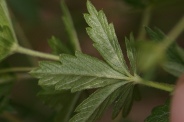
136;41;165;72
0;0;18;61
48;1;81;56
0;75;14;113
125;33;137;74
112;83;135;118
69;82;129;122
0;27;16;60
48;36;73;55
146;27;184;63
145;100;170;122
38;88;79;122
84;1;129;76
0;0;12;27
163;62;184;77
145;27;165;42
146;27;184;77
31;52;127;92
61;1;81;52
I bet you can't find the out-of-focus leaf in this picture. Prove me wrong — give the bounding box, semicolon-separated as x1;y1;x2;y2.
146;27;184;77
0;75;14;113
48;36;72;55
163;62;184;77
0;0;18;61
38;88;78;122
145;100;170;122
61;1;81;52
137;41;165;72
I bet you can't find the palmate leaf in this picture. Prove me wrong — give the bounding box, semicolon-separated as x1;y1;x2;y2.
146;27;184;77
70;82;129;122
31;52;127;92
145;100;170;122
31;1;139;122
84;0;130;76
0;0;18;61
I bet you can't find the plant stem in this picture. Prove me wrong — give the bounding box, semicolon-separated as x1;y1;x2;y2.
13;16;38;66
162;16;184;48
0;67;34;74
139;80;174;92
137;6;152;40
15;46;60;61
130;75;174;92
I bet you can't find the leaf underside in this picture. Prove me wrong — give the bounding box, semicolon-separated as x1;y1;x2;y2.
125;33;137;74
31;52;126;92
84;0;129;75
69;82;129;122
0;0;17;61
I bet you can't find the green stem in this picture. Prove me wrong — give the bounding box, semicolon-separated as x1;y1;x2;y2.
137;6;152;40
13;16;38;66
131;75;174;92
0;67;33;74
15;46;60;61
139;80;174;92
162;16;184;48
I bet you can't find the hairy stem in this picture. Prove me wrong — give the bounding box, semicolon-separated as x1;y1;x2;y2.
0;67;34;74
132;75;174;92
15;46;60;61
137;6;152;40
140;80;174;92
